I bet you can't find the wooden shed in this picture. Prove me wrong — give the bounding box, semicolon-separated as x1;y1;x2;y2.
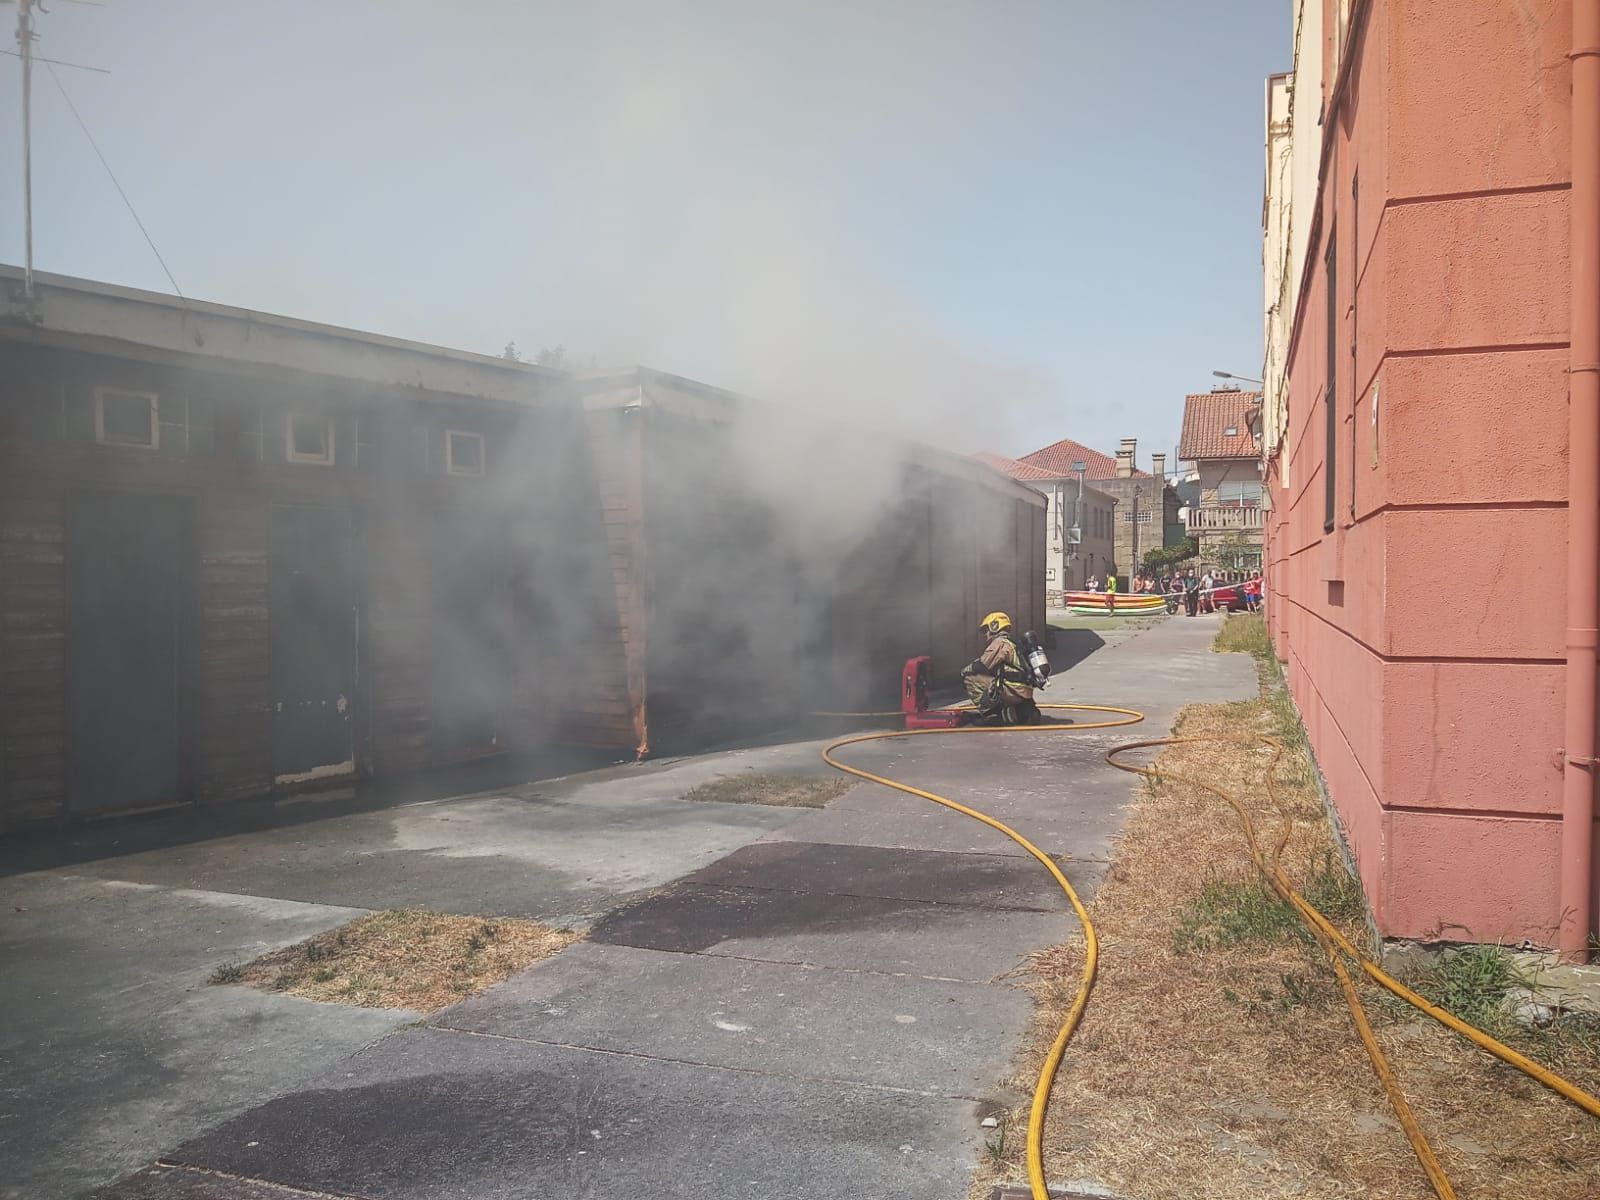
0;269;577;831
0;272;1045;829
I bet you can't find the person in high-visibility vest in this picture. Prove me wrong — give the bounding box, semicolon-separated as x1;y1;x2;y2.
1104;573;1118;614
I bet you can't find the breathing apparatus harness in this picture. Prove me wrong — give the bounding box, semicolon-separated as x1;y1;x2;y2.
970;629;1053;720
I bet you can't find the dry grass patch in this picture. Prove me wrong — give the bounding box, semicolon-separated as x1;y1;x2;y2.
212;909;577;1013
971;653;1600;1198
684;772;852;808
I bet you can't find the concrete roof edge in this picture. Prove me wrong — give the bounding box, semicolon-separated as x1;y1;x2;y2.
0;265;566;402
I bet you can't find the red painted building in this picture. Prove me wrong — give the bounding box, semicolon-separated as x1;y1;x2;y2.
1262;0;1599;955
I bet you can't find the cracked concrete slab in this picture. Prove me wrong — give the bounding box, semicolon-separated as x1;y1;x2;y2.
92;1166;336;1200
430;940;1031;1096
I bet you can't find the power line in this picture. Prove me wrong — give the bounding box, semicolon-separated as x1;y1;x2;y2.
1;48;110;74
44;58;186;302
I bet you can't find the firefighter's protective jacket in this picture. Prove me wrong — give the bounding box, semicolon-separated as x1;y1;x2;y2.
963;633;1034;705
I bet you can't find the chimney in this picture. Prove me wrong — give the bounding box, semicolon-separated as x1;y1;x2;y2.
1151;452;1166;483
1116;437;1136;479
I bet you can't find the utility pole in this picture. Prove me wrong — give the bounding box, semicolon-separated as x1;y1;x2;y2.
17;0;35;302
1131;484;1141;580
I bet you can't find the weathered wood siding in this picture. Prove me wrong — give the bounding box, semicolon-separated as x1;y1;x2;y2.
0;343;562;831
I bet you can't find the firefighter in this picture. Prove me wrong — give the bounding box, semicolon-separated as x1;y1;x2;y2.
960;611;1042;725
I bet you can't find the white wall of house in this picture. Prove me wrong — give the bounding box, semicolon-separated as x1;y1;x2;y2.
1264;71;1294;477
1037;479;1115;601
1197;459;1266;506
1262;0;1326;490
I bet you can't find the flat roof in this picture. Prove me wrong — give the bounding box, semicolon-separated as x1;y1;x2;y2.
0;264;563;407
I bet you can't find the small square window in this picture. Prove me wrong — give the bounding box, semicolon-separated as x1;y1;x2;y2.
1224;425;1239;437
286;411;335;465
446;430;486;477
95;387;158;449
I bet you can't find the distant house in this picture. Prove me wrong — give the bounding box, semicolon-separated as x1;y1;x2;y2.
1177;389;1264;572
979;436;1180;594
974;451;1115;600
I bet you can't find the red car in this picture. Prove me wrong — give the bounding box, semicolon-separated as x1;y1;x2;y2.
1207;581;1250;612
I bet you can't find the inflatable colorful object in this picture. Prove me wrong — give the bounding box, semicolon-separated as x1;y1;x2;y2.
1062;591;1168;616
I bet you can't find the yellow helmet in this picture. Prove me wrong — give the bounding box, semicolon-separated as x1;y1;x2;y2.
979;611;1012;636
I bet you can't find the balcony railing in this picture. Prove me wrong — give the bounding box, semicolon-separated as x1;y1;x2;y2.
1187;505;1264;532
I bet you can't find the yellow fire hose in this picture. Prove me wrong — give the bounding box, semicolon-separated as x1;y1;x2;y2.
823;704;1141;1200
820;712;1600;1200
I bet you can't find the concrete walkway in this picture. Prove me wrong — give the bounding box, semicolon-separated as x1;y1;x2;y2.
67;613;1252;1200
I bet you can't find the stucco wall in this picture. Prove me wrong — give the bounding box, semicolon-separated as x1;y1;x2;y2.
1197;459;1265;506
1260;0;1587;947
1263;71;1294;467
1030;479;1115;599
1267;0;1589;946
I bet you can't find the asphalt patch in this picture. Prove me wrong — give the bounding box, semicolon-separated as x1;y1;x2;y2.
585;880;1069;981
150;1028;976;1199
589;882;952;953
684;841;1064;910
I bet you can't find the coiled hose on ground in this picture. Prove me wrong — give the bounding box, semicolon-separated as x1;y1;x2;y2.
821;710;1600;1200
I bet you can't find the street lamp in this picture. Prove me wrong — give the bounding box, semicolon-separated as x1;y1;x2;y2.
1212;369;1263;386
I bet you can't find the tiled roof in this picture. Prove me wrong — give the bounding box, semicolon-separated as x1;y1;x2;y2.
972;451;1059;482
1016;437;1147;479
1179;390;1261;460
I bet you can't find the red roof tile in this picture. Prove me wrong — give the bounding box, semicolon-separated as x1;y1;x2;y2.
1016;437;1146;479
1179;390;1261;460
972;451;1059;482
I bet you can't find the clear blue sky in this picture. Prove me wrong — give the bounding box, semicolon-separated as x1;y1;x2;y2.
0;0;1288;460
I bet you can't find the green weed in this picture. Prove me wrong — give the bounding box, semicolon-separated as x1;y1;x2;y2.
1218;970;1334;1017
209;960;245;985
1213;612;1272;659
1407;944;1523;1028
981;1114;1011;1165
1300;851;1367;926
1383;944;1600;1073
1175;855;1363;955
1174;871;1307;954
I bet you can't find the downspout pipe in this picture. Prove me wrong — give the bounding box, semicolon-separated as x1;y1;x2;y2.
1561;0;1600;962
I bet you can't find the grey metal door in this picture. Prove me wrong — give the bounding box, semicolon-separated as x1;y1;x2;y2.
67;492;195;813
270;505;355;782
